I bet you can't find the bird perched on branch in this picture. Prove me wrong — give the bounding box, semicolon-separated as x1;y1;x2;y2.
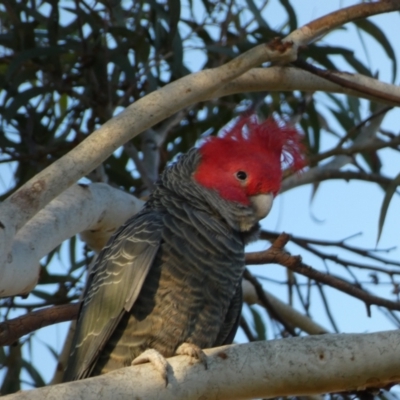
63;115;305;383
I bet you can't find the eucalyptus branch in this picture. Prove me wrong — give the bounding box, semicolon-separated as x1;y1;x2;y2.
281;106;389;192
5;331;400;400
315;283;340;333
246;234;400;315
310;135;400;164
292;59;400;105
211;67;400;106
0;303;79;346
283;169;394;189
291;240;400;276
1;184;143;297
260;229;400;267
242;280;329;335
239;317;257;342
243;269;297;336
123;142;156;191
337;106;394;148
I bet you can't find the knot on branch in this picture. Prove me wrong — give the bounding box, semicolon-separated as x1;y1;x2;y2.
245;233;291;265
267;37;294;53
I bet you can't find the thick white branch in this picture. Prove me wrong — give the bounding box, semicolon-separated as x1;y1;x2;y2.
5;330;400;400
212;67;400;106
0;184;143;297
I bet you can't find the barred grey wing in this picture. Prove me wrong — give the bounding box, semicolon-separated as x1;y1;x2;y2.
63;211;163;381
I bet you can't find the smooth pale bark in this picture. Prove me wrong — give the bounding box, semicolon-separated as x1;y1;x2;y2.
4;330;400;400
0;184;143;297
211;67;400;106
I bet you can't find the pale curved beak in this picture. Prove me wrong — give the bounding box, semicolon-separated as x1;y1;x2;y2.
249;193;274;220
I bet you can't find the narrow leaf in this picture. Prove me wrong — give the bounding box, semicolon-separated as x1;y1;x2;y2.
22;360;45;388
278;0;297;31
249;306;266;340
353;19;397;82
167;0;181;42
377;172;400;244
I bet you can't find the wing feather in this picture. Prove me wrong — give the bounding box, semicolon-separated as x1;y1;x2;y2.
63;210;163;381
214;282;243;346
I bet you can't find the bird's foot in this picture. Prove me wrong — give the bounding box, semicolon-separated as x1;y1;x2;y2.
175;342;208;369
131;349;170;386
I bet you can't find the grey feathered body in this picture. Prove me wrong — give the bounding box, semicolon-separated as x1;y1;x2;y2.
64;149;259;381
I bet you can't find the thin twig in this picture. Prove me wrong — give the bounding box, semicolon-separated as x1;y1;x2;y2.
243;269;297;336
337;106;393;148
315;283;340;333
309;136;400;164
293;241;400;276
239;316;257;342
123;142;156;191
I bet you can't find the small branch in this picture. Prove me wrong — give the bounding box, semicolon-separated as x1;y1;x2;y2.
140;130;161;186
292;239;400;276
286;169;393;188
316;283;340;333
337;106;393;148
293;59;400;105
51;319;77;385
282;108;388;192
0;303;79;346
242;280;329;335
239;317;257;342
243;269;297;336
123;143;156;191
310;135;400;164
260;230;400;267
246;234;400;313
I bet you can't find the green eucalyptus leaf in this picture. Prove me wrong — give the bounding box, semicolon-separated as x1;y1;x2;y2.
22;360;45;388
249;306;267;341
278;0;297;31
354;19;397;82
377;172;400;244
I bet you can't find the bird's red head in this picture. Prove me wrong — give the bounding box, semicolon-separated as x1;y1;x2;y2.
194;116;305;205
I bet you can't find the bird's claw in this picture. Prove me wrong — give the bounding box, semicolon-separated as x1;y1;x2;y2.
132;349;170;386
176;342;208;369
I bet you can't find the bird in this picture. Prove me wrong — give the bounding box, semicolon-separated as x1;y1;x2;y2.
63;115;305;383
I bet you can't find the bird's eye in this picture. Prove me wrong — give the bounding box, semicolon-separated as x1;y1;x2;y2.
236;171;247;181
